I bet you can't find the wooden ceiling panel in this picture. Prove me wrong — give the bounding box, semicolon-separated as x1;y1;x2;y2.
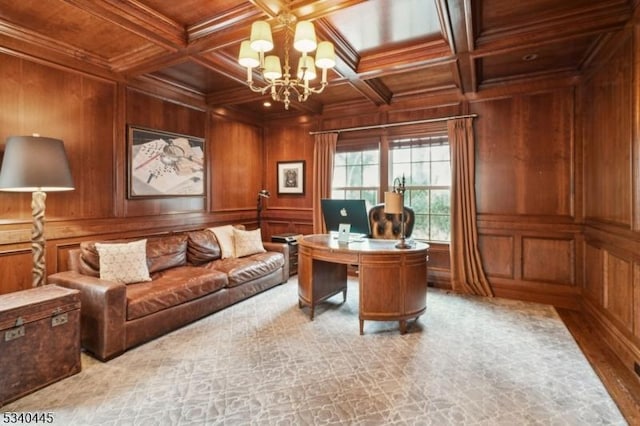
0;0;633;116
137;0;248;27
0;0;152;59
478;36;596;84
378;64;457;95
150;61;242;94
479;0;622;32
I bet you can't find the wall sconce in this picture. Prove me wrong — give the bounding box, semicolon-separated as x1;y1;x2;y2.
0;135;74;287
257;189;270;228
384;175;411;249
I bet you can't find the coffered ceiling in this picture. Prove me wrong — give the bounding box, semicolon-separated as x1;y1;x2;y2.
0;0;633;117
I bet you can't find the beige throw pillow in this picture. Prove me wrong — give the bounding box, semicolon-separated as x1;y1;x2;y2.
209;225;236;258
234;228;266;257
95;239;151;284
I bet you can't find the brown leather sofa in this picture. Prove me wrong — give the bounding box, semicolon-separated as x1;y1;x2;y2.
48;228;289;361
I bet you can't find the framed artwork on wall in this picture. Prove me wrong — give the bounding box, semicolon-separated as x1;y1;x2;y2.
127;126;205;198
277;160;305;195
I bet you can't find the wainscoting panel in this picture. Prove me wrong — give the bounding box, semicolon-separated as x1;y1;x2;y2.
522;237;574;285
478;234;514;278
584;243;604;305
604;251;633;332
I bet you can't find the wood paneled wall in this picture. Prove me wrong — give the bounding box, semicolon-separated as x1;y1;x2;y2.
471;89;581;308
0;52;263;294
261;120;316;237
579;24;640;380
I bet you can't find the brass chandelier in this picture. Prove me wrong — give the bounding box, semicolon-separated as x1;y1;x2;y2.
238;9;336;110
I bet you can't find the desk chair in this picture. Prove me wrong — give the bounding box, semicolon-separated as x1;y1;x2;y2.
368;203;415;239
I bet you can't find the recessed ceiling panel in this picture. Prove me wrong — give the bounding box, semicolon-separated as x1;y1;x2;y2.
0;0;152;59
137;0;247;27
379;64;456;95
151;61;241;94
327;0;440;52
479;36;595;83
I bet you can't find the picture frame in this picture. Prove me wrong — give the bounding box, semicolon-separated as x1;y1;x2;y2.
127;126;205;198
277;160;305;195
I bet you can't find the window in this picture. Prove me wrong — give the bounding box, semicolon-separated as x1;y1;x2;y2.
389;136;451;242
332;148;380;207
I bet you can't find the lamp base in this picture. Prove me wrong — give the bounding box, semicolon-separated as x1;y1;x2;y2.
395;240;412;249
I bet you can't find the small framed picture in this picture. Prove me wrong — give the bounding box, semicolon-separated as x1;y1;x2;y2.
277;160;305;195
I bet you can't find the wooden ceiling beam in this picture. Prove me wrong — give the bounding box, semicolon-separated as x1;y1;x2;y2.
61;0;186;51
439;0;476;93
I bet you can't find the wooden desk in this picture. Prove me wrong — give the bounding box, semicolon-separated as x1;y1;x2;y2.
297;234;429;334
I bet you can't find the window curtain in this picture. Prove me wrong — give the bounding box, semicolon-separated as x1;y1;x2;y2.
448;118;493;296
312;133;338;234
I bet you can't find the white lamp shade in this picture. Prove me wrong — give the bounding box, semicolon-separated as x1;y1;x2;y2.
384;191;403;214
293;21;317;53
297;55;317;80
238;40;260;68
250;21;274;52
315;41;336;69
263;55;282;80
0;135;74;192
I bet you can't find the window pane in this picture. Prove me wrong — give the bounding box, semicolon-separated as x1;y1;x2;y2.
331;189;345;199
430;214;450;241
413;214;429;240
392;147;411;163
411;162;430;185
346;189;361;199
333;165;346;187
362;190;378;207
362;164;379;186
407;189;428;214
412;146;430;162
362;150;378;165
430;190;450;214
346;151;361;164
334;152;347;166
432;161;451;186
347;165;363;186
391;163;411;185
431;144;449;161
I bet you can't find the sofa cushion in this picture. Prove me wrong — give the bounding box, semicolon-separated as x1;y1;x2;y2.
95;239;152;284
233;228;266;257
80;239;130;277
209;252;285;288
146;234;188;274
209;225;236;258
126;266;228;321
187;229;221;265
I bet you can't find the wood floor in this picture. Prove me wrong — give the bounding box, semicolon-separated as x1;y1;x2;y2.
557;308;640;424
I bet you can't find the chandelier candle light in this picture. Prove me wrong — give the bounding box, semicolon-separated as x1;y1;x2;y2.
238;9;336;110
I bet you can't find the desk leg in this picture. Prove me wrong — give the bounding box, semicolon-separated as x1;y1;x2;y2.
359;319;364;335
399;320;407;335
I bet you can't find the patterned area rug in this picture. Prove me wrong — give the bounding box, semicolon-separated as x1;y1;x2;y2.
4;279;626;425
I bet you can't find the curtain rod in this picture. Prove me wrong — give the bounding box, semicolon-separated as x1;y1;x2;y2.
309;113;478;135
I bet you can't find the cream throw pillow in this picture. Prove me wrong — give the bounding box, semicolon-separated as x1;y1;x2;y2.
95;239;151;284
234;228;266;257
209;225;236;258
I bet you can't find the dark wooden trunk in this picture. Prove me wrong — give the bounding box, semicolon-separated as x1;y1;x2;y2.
0;285;81;407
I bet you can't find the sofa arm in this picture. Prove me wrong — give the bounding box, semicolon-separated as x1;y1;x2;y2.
262;241;290;279
48;271;127;361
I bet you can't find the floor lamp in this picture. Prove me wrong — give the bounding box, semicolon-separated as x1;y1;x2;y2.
256;189;270;229
384;175;411;249
0;135;75;287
